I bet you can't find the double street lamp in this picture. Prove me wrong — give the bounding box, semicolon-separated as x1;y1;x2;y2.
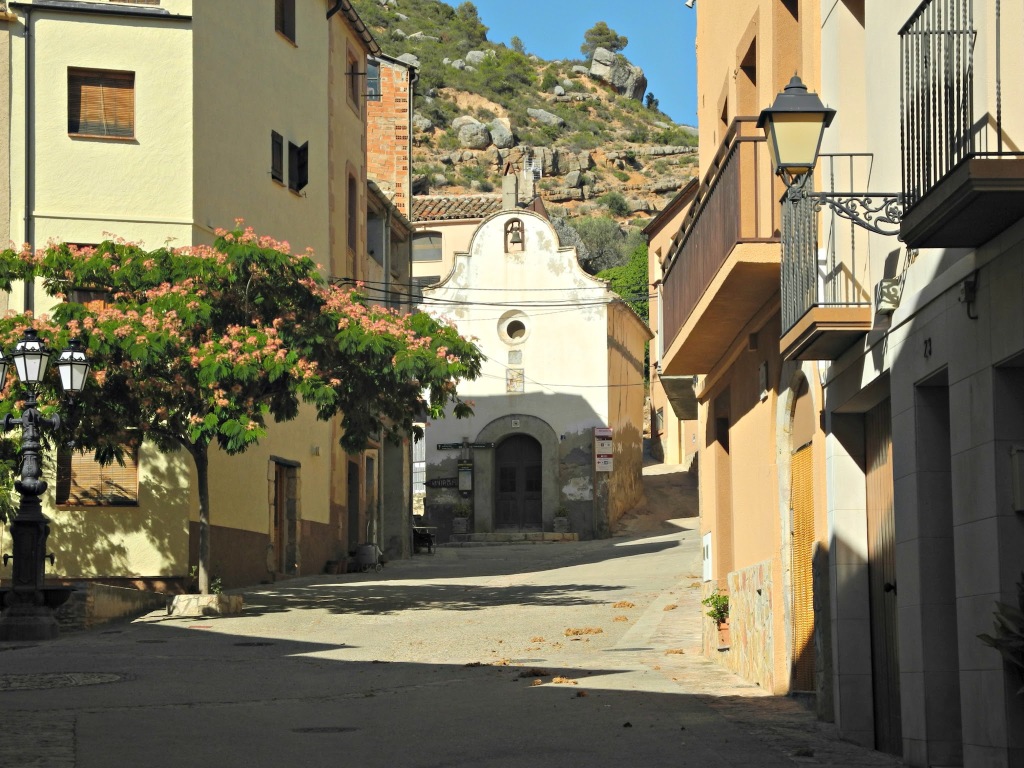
0;329;91;641
758;75;905;237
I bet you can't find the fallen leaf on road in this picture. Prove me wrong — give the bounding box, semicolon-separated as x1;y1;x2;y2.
518;668;550;678
664;649;685;655
613;615;629;623
530;636;545;643
623;722;632;728
576;691;588;698
492;659;511;666
564;627;604;636
663;604;678;611
552;676;577;685
531;679;543;686
525;646;540;651
612;601;635;609
464;661;483;667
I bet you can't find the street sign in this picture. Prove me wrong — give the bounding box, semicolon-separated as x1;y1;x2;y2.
594;426;613;472
469;442;495;449
594;427;613;438
436;443;462;450
595;457;613;472
425;477;459;488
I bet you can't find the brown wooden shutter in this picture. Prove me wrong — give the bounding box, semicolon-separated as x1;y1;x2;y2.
57;445;139;506
68;69;135;138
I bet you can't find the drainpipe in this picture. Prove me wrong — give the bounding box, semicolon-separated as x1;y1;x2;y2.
326;1;343;20
22;5;34;313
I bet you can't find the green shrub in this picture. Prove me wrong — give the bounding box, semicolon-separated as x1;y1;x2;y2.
541;69;559;91
612;169;630;182
600;191;630;217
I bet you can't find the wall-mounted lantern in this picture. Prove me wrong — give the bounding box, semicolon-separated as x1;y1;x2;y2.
458;459;473;498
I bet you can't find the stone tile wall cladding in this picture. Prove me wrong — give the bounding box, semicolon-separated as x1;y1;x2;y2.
702;561;775;691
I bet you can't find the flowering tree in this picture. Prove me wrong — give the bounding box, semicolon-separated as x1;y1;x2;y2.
0;225;483;593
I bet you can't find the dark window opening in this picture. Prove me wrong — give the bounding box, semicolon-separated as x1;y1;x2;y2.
288;141;308;193
271;131;284;183
275;0;296;43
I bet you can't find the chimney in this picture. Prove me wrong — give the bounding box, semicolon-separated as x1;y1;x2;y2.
502;162;519;210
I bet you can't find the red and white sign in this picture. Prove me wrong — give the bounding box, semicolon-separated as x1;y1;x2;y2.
594;427;613;472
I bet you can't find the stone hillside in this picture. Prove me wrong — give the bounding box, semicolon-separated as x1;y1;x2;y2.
351;0;699;223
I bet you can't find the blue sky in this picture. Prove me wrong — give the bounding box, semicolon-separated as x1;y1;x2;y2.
463;0;698;127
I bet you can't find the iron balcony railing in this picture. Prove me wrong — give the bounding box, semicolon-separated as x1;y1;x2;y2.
900;0;1022;207
781;154;875;335
661;117;778;342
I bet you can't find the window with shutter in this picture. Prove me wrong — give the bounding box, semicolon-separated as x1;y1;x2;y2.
68;68;135;139
56;444;140;507
275;0;296;43
271;131;284;183
288;141;308;193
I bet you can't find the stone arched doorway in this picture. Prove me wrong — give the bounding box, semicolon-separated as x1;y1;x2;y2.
494;434;543;530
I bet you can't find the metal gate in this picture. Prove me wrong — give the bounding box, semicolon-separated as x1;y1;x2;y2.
866;399;902;756
494;435;542;530
790;443;816;692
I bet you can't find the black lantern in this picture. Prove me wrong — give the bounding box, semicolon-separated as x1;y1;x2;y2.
11;328;51;386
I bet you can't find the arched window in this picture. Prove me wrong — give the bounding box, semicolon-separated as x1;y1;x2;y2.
412;232;442;262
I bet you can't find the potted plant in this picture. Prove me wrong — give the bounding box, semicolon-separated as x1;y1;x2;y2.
978;572;1024;695
451;501;471;535
702;590;730;650
553;506;570;533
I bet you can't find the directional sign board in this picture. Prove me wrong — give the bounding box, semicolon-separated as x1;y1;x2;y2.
594;427;613;472
425;477;459;488
436;443;462;451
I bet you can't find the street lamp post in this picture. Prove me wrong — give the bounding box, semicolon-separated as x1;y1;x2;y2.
0;330;91;641
758;75;905;237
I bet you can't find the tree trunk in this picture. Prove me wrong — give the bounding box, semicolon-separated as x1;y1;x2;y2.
194;444;211;595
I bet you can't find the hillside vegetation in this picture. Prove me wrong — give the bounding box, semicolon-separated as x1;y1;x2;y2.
352;0;698;231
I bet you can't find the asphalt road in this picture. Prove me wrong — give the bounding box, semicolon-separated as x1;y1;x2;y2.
0;466;903;767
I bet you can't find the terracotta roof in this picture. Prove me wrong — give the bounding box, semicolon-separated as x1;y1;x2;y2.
412;195;503;223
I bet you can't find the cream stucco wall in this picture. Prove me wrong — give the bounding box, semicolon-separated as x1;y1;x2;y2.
411;218;479;286
819;2;1024;763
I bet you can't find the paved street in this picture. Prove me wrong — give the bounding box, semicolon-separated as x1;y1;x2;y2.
0;466;902;768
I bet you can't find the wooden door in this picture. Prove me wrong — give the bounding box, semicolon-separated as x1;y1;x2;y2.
494;435;543;530
347;461;361;552
866;399;902;756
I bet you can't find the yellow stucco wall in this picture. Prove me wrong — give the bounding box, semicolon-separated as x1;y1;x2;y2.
691;0;823;695
605;302;652;525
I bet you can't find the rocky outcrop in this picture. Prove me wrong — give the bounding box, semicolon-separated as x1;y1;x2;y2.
397;52;420;68
589;46;647;101
527;108;565;128
488;120;514;149
458;123;492;149
412;113;433;132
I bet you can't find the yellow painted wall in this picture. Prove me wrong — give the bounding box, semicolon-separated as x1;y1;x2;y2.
605;302;652;525
192;0;327;259
1;0;373;582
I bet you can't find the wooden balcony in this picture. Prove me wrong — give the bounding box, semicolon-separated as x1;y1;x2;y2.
660;118;781;376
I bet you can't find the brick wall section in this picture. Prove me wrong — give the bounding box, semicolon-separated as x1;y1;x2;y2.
366;60;411;218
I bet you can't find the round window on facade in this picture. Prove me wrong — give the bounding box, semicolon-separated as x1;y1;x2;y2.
498;311;530;344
